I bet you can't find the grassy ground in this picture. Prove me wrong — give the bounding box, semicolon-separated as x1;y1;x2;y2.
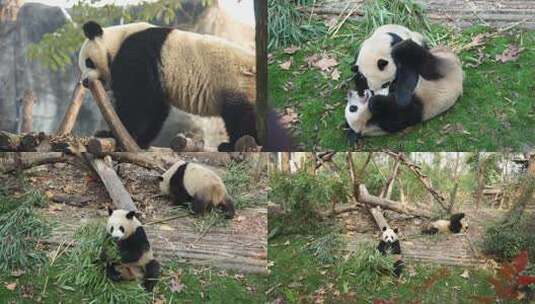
269;234;499;303
269;21;535;151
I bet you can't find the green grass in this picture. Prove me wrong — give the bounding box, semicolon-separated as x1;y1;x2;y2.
0;220;268;303
269;20;535;151
268;234;498;303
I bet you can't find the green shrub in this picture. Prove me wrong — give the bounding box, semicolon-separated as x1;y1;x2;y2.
304;232;343;264
337;243;394;290
482;218;535;263
0;191;50;272
56;222;150;304
268;0;326;50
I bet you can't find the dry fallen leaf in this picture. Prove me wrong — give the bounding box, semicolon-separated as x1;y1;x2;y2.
331;68;341;81
283;46;300;55
158;224;175;231
5;282;17;291
313;56;338;71
496;44;524;63
169;277;185;293
279;59;292;70
460;269;470;279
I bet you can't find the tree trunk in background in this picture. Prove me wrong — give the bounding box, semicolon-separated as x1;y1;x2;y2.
448;152;461;212
279;152;289;173
19;89;35;133
254;0;267;146
475;153;484;210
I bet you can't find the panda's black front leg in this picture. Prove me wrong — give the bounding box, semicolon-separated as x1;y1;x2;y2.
368;95;392;114
219;91;257;152
106;263;123;281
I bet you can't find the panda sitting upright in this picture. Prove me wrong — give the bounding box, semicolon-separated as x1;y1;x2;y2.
377;226;404;277
105;208;160;291
422;213;468;235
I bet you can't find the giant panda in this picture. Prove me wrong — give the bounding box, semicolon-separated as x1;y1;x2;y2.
158;160;235;219
422;213;469;235
345;43;463;139
78;21;258;151
377;226;404;277
352;24;427;99
105;208;160;292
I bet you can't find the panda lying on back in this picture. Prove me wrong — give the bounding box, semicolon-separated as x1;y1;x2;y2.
158;160;235;219
377;227;404;277
78;21;259;151
105;208;160;291
422;213;468;235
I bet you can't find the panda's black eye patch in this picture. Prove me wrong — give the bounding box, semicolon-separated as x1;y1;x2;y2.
349;105;358;112
119;226;125;233
85;58;96;69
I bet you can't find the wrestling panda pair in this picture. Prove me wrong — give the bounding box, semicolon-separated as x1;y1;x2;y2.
79;21;288;151
345;24;464;141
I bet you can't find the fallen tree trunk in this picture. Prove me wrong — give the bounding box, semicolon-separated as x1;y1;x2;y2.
84;154;137;211
0;152;68;174
358;184;431;218
56;82;86;136
104;152;165;173
369;206;389;231
87;80;140;152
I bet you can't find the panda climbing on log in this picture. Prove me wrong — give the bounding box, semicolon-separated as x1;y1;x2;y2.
78;21;289;151
344;24;463;142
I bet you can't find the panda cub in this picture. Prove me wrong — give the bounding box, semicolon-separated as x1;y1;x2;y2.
105;208;160;291
422;213;468;235
377;226;404;277
158;160;235;219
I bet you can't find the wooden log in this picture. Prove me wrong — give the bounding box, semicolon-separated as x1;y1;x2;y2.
170;134;204;152
87;79;140;152
358;184;431;218
84;154;137;211
1;152;67;174
20;132;49;152
56;82;86;136
87;137;116;154
105;152;165;173
20;89;36;133
369;207;389;231
0;131;21;151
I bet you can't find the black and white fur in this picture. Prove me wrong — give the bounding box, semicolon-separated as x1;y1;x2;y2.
158;160;235;219
422;213;468;235
79;21;264;151
352;24;427;98
105;208;160;291
377;226;404;277
345;41;463;140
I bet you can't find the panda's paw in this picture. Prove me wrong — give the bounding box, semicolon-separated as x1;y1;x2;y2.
106;263;122;281
94;130;114;138
217;142;234;152
346;129;361;145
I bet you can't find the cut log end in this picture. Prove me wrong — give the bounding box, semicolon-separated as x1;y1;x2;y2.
87;137;116;154
170;134;204;152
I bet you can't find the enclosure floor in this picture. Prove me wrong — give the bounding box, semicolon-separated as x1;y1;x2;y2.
342;205;510;267
41;206;267;274
316;0;535;29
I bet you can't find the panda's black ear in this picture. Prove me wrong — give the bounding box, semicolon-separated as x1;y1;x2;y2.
393;228;399;233
107;207;113;216
83;21;103;40
126;211;136;220
377;59;388;71
382;226;387;231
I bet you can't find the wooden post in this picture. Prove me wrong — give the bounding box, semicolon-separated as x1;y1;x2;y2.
87;137;116;154
84;154;137;211
87;79;140;152
254;0;268;146
56;81;86;135
20;89;36;133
